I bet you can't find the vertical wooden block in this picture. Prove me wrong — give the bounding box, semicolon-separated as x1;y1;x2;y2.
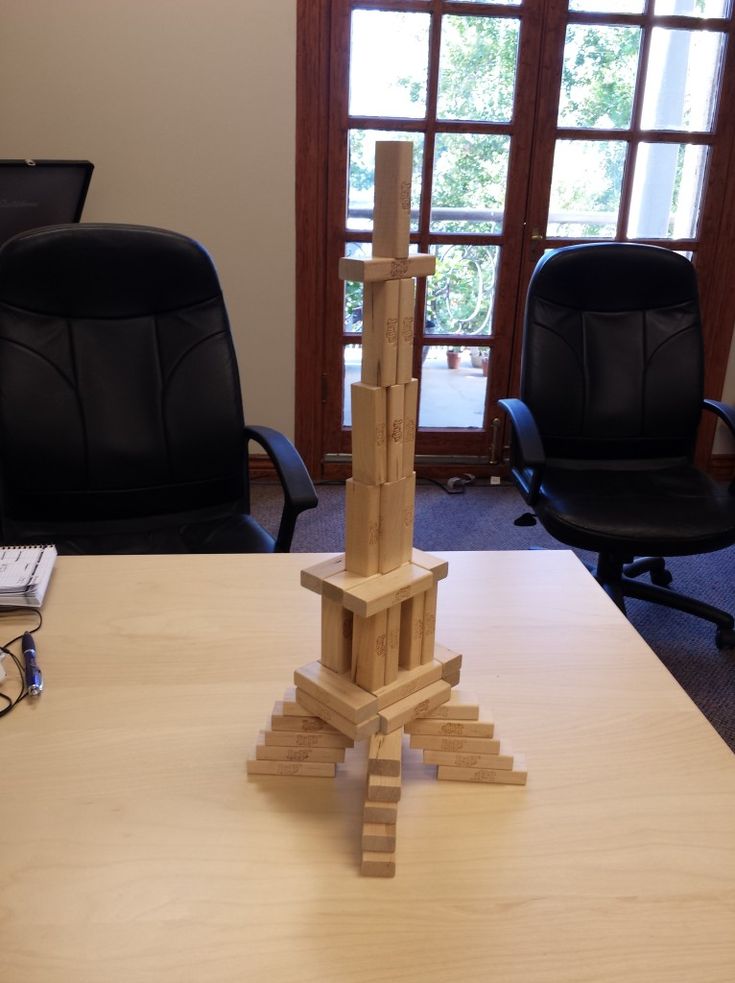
345;479;380;576
386;385;405;483
353;610;388;691
372;140;412;259
351;383;386;485
402;471;416;562
320;595;353;674
385;603;401;685
379;475;407;574
421;584;438;664
396;278;415;384
399;591;425;670
402;380;418;477
367;729;403;776
362;280;399;387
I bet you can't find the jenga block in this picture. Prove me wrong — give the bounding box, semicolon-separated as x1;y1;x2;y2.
362;822;397;853
255;733;346;764
353;610;388;692
386;385;405;483
336;562;433;619
338;254;435;283
372;140;412;259
301;553;348;594
420;584;438;664
402;471;416;562
362;280;399;387
414;688;479;719
351;383;386;485
402;378;418;472
361;850;396;878
345;479;380;576
436;756;528;785
422;747;514;770
379;475;408;574
367;729;403;776
247;760;337;778
295;688;381;742
379;679;451;734
396;280;415;385
411;547;448;582
366;771;402;802
270;711;341;734
408;733;500;754
278;692;312;716
404;718;494;738
432;643;463;680
372;659;442;708
320;595;353;674
385;603;401;685
363;799;399;825
264;730;354;749
444;670;461;688
294;660;378;723
399;591;425;670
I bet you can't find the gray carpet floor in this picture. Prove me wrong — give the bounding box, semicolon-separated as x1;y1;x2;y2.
252;478;735;752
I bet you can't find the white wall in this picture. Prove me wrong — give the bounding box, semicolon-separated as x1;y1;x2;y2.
0;0;297;439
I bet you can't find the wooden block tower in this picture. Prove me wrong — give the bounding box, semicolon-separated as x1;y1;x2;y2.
247;141;526;876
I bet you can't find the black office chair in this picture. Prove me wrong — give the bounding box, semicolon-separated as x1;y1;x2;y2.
0;223;317;554
500;242;735;649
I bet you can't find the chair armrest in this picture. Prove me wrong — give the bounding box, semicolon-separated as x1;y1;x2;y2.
244;425;318;552
498;398;546;505
703;399;735;494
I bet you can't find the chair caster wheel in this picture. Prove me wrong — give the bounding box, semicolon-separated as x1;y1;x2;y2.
651;570;673;587
715;628;735;650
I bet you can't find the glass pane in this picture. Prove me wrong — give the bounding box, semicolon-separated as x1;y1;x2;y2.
547;140;626;237
570;0;644;10
343;242;370;334
655;0;730;17
447;0;520;6
558;25;641;129
641;29;725;132
627;142;709;238
417;346;489;428
437;16;519;123
349;10;431;118
426;244;499;337
431;133;510;233
347;131;424;233
342;344;361;427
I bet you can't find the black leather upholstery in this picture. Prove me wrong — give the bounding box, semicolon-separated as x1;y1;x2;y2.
501;243;735;647
0;224;317;554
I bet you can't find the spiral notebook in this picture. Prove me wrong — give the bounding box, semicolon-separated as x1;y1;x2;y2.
0;545;57;608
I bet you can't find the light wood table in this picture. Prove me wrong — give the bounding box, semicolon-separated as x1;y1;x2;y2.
1;551;733;983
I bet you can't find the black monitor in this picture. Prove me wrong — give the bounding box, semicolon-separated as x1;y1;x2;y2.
0;159;94;246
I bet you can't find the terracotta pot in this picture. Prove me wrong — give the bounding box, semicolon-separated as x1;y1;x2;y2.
447;351;462;369
482;355;489;377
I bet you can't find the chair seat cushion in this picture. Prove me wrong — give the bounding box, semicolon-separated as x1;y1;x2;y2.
536;464;735;557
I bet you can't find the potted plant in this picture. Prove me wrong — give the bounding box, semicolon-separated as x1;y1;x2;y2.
446;346;463;369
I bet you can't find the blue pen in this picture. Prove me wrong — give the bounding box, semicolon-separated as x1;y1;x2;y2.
22;632;43;698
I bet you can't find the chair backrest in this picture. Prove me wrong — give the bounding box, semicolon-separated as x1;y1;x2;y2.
521;242;704;463
0;224;246;529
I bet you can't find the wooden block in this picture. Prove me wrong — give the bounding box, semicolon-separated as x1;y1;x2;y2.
385;603;401;685
362;821;397;853
301;554;347;595
379;679;451;734
379;475;407;574
402;378;418;473
396;280;415;385
294;660;378;723
361;850;396;878
436;756;528;785
255;733;346;764
351;383;386;485
345;478;380;576
411;547;449;582
270;710;342;734
414;688;480;719
320;595;352;674
404;717;495;738
372;140;412;258
401;471;416;563
422;748;514;770
362;280;399;387
420;584;437;664
408;733;500;754
367;729;403;776
353;610;388;692
432;643;463;680
264;729;354;749
363;799;399;824
247;760;337;778
366;771;402;802
338;562;433;619
277;692;312;716
338;254;435;283
386;385;405;483
372;659;442;708
399;591;424;670
445;670;461;688
295;688;380;742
